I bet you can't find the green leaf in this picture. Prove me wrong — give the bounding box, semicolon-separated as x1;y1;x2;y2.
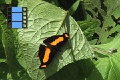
84;0;103;20
84;0;120;44
0;11;6;63
92;33;120;53
97;0;120;43
91;34;120;80
0;10;5;24
68;0;81;15
48;59;103;80
91;54;120;80
0;62;9;79
77;19;100;42
0;0;11;4
1;25;32;80
1;25;16;67
16;1;94;79
0;6;31;79
43;0;59;6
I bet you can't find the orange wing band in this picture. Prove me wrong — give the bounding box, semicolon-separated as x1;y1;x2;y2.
50;37;64;46
43;47;51;63
41;65;47;68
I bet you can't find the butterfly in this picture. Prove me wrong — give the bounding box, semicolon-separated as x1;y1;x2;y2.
38;33;69;69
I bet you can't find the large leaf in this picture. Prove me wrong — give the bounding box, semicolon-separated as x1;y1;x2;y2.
68;0;81;15
77;19;100;44
16;1;94;79
47;59;103;80
0;3;31;79
1;22;31;80
0;0;11;4
91;34;120;80
84;0;120;44
98;0;120;43
0;11;6;63
0;10;8;80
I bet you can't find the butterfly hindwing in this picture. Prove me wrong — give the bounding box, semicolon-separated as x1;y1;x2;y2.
38;45;57;69
38;45;46;64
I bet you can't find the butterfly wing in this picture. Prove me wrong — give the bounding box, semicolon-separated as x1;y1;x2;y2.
43;35;61;46
43;33;69;47
38;44;56;69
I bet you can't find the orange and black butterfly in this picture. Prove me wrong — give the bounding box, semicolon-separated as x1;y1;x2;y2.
38;33;69;69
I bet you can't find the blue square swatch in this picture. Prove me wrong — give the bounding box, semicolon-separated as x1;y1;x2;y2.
12;7;22;12
12;22;22;28
12;13;22;21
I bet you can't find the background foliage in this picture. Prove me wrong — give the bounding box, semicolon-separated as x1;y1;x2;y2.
0;0;120;80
